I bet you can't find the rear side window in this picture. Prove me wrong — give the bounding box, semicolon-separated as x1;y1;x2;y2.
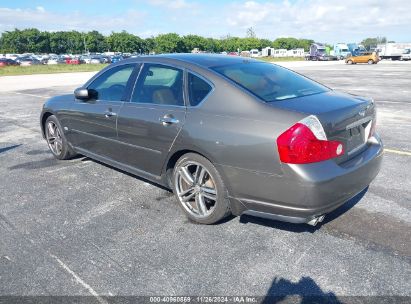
188;73;212;106
131;64;184;106
212;62;328;102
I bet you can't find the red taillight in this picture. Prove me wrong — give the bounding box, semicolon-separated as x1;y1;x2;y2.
277;122;344;164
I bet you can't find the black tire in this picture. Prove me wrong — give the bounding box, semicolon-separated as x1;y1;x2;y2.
44;115;76;160
347;60;353;64
173;153;231;224
367;59;374;64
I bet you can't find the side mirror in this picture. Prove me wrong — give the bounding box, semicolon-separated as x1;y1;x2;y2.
74;88;90;100
74;88;98;101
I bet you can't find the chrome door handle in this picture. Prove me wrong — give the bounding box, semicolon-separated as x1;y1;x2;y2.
159;116;179;125
104;111;117;118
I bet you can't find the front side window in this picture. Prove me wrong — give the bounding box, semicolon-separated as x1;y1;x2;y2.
131;64;184;106
188;73;212;106
88;64;135;101
212;62;328;102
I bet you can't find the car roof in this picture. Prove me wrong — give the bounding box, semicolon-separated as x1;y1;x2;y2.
129;53;261;68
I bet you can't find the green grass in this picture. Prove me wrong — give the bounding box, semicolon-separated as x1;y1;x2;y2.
258;56;305;62
0;57;305;76
0;64;108;76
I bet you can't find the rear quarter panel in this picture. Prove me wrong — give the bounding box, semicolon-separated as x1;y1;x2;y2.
169;68;306;190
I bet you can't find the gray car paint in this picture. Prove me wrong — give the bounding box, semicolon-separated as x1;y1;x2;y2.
40;54;383;224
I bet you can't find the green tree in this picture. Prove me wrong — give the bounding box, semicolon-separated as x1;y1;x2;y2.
260;39;273;48
297;39;314;51
361;37;387;50
106;31;144;53
182;34;208;52
49;31;83;54
154;33;185;53
0;27;317;55
239;37;262;51
0;28;50;53
220;36;241;52
85;30;107;53
142;37;156;54
272;37;299;50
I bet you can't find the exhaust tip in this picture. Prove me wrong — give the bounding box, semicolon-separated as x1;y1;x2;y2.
307;215;325;226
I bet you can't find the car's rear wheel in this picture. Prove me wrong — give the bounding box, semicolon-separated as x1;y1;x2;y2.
45;115;76;160
347;60;353;64
367;59;374;64
173;153;231;224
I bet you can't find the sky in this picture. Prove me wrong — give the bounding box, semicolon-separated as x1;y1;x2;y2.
1;0;410;43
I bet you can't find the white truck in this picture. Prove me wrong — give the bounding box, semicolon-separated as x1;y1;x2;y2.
249;49;261;58
401;48;411;61
376;43;411;60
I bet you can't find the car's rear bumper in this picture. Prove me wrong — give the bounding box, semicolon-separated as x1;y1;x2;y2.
222;134;383;224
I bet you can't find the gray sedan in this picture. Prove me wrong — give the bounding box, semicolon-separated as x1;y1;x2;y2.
40;54;383;225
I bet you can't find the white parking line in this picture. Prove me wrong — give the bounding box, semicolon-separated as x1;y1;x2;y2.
13;92;51;99
385;149;411;156
50;254;109;304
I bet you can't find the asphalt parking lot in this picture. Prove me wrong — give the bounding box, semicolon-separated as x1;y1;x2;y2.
0;61;410;302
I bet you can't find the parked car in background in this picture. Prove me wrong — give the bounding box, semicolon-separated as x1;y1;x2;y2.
0;58;19;67
346;52;379;64
47;56;59;65
101;55;112;64
90;55;104;64
110;55;124;64
57;56;68;64
80;55;91;64
5;54;19;60
40;54;382;226
19;57;42;66
66;57;84;65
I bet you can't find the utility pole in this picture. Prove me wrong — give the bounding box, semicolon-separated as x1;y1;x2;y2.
83;36;88;54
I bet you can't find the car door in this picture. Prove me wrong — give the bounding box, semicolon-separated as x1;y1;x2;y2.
357;53;367;63
116;63;186;176
66;63;139;160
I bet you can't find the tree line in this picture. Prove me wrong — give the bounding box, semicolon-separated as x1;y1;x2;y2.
0;28;315;54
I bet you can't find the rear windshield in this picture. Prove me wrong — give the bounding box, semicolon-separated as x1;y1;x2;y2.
212;62;328;102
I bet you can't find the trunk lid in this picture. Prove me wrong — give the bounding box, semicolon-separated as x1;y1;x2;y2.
272;91;375;163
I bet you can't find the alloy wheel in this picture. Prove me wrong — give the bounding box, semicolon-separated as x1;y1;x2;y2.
46;121;63;156
174;161;217;218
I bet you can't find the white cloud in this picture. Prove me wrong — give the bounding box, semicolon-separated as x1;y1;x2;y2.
1;1;411;43
148;0;194;10
36;6;45;13
224;0;411;42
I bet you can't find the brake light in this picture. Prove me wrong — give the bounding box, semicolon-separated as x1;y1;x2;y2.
277;116;344;164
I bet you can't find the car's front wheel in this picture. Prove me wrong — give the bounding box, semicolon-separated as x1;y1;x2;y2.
367;59;374;64
45;115;76;160
173;153;231;224
347;59;353;64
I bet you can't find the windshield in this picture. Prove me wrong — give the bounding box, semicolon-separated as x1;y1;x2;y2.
212;62;329;102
